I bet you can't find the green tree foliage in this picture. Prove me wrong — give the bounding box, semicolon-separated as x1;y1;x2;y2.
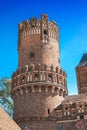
0;78;13;117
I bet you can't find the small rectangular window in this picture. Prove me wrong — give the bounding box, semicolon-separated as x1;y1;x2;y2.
30;52;35;58
80;115;84;120
44;30;48;35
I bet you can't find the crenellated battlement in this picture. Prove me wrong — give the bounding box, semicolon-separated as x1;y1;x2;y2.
18;14;58;33
12;64;66;76
18;20;57;33
18;19;41;31
12;64;67;96
18;14;58;47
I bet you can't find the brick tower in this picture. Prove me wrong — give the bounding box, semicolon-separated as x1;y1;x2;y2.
76;53;87;94
12;14;68;130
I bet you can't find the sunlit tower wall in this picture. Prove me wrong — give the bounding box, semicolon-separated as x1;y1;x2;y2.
12;14;68;130
76;53;87;94
18;14;60;67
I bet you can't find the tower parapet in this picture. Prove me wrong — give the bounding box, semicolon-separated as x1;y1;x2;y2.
12;64;67;94
18;14;58;44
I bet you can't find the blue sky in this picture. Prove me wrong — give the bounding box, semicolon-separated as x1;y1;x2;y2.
0;0;87;95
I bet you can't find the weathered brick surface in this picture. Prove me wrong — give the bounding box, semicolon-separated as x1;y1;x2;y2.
13;92;64;119
18;34;60;67
76;65;87;94
19;120;57;130
0;107;21;130
57;120;87;130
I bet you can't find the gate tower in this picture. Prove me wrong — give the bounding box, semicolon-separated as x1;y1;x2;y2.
12;14;67;130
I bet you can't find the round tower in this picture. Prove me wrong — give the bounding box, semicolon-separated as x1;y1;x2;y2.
18;14;60;67
12;14;68;130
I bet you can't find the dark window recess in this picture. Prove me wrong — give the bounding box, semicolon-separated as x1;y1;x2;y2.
31;24;35;27
65;108;68;110
44;30;48;35
48;109;50;114
34;73;39;78
79;105;82;108
22;76;25;81
30;52;35;58
48;74;52;78
80;115;84;120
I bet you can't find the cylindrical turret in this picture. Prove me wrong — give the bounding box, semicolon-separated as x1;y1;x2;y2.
18;14;60;68
12;14;67;130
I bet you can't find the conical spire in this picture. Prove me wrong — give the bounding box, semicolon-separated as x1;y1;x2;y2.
77;53;87;67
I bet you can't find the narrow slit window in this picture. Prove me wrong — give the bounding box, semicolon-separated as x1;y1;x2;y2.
48;109;50;114
30;52;35;58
